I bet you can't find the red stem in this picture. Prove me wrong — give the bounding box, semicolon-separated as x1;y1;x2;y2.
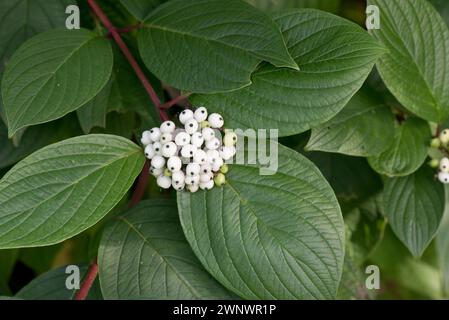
128;160;150;209
87;0;169;121
160;93;192;109
108;23;142;36
74;261;98;300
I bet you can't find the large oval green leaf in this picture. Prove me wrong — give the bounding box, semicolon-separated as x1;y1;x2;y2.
1;28;113;136
383;167;445;257
0;134;145;249
191;9;385;137
305;90;395;157
138;0;298;93
98;199;235;299
368;0;449;122
368;118;431;177
120;0;166;20
177;144;345;299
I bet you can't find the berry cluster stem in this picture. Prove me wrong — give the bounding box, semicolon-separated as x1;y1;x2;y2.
87;0;169;121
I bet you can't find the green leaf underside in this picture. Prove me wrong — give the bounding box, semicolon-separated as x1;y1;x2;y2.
119;0;166;20
177;144;345;299
383;167;445;257
138;0;298;93
98;200;234;300
306;90;395;157
15;264;102;300
191;9;385;137
1;28;113;136
368;118;430;177
368;0;449;122
0;134;145;249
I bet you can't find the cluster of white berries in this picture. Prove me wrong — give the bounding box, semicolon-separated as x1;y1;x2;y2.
429;129;449;184
140;107;237;192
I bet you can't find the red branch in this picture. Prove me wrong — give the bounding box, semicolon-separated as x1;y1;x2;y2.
107;23;142;37
74;261;98;300
128;160;150;209
87;0;169;121
160;93;192;109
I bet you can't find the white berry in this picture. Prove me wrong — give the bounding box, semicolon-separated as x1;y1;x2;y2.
150;166;164;177
186;163;201;176
149;127;161;141
144;144;155;159
193;150;208;164
200;179;214;190
185;175;200;185
157;175;171;189
200;172;213;183
194;107;208;122
153;142;162;154
172;171;185;186
175;131;191;146
439;172;449;184
181;144;197;158
223;131;237;147
191;132;204;148
440;129;449;144
160;132;173;144
160;121;175;133
440;158;449;173
185;118;199;134
206;137;221;150
202;127;215;141
167;156;182;172
220;146;235;160
179;109;194;124
162;142;177;158
208;113;224;128
212;157;224;172
187;184;199;193
151;155;165;169
206;150;220;163
141;131;152;145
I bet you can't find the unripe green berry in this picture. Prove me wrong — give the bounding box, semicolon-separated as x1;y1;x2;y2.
214;173;226;186
164;168;172;177
200;120;211;128
220;164;229;174
429;159;439;168
431;138;441;148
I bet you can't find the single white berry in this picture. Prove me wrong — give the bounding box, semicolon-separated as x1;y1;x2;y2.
200;172;213;183
208;113;224;128
181;144;197;158
193;149;208;164
160;132;173;144
206;137;221;150
160;121;175;133
212;157;224;172
179;109;194;124
438;172;449;184
152;142;162;154
151;155;165;169
440;158;449;173
172;171;185;187
185;175;200;185
157;175;171;189
162;142;177;158
200;179;214;190
150;166;164;177
194;107;208;122
186;163;201;176
185;118;199;134
172;180;186;191
220;146;235;160
223;131;237;147
174;131;191;146
144;144;155;159
202;127;215;141
167;156;182;172
187;184;199;193
200;164;212;176
191;132;204;148
206;150;220;164
141;131;152;145
149;127;161;141
440;129;449;144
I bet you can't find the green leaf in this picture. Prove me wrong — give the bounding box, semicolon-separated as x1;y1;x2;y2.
0;134;145;249
383;166;445;257
436;185;449;296
0;249;18;284
98;199;234;299
120;0;166;20
138;0;298;93
305;90;395;157
191;9;385;136
368;0;449;122
77;80;112;134
15;264;102;300
246;0;341;13
1;29;113;136
177;144;345;299
0;0;75;121
368;118;431;177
